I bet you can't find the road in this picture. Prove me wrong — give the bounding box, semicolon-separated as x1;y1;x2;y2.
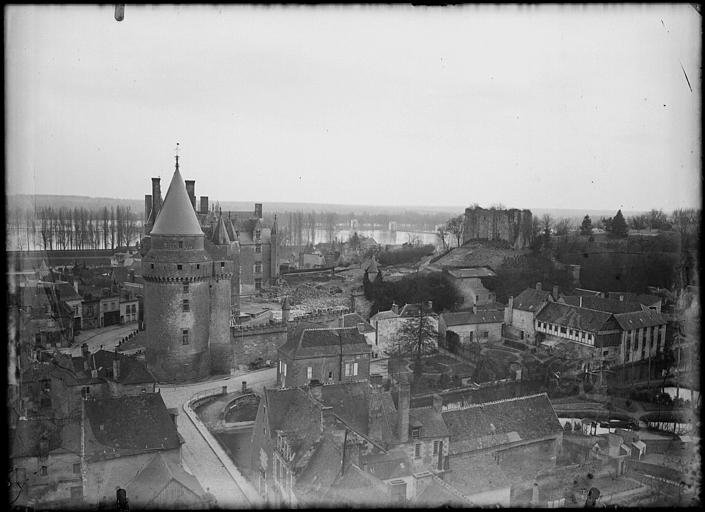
61;324;139;356
159;368;277;508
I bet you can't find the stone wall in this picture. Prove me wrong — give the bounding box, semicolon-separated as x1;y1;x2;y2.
463;207;533;249
232;325;287;370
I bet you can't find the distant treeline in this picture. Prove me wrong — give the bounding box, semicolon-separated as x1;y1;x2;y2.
7;205;140;251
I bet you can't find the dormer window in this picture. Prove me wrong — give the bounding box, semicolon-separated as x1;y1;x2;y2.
277;432;293;462
255;229;261;240
411;427;421;439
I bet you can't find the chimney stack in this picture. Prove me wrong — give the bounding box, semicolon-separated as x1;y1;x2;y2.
200;196;209;215
185;180;196;210
505;296;514;325
144;195;152;224
151;178;162;219
396;375;410;443
112;349;120;381
553;285;559;301
254;203;263;219
432;393;443;413
536;282;542;291
73;280;79;294
472;302;478;314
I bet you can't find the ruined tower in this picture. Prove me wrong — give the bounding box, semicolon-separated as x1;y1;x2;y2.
142;155;212;382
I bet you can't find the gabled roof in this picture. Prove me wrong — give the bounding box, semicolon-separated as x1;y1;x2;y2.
513;288;552;312
441;393;563;456
125;453;205;505
409;406;449;438
446;267;496;279
83;393;181;460
72;349;156;385
444;452;510;498
562;295;644;314
55;282;82;302
324;463;392;506
535;302;614;333
414;475;473;506
293;430;345;503
614;309;668;331
399;302;435;318
442;310;504;326
318;381;371;435
362;448;413;480
370;310;400;321
150;166;204;236
279;327;371;359
340;313;375;333
211;215;231;245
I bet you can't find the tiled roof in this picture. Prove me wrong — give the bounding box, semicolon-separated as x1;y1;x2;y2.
444;452;510;497
341;313;375;333
151;166;204;236
414;475;472;506
125;453;205;505
83;393;181;460
408;407;449;439
72;349;156;385
280;327;371;359
535;302;614;333
319;381;371;435
442;310;504;326
573;288;602;297
362;448;413;480
605;291;661;305
513;288;552;312
446;267;496;279
441;393;563;456
614;309;668;331
562;295;643;314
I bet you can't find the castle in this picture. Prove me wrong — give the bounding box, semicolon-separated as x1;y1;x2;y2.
462;206;533;249
140;154;280;381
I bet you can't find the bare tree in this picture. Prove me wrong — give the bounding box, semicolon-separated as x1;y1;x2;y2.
445;215;465;247
324;211;337;243
541;214;553;237
436;225;449;251
554;218;572;236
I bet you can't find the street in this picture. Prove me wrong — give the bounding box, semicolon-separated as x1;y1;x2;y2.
62;323;139;356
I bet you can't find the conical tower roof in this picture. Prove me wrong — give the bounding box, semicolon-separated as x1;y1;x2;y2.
150;165;204;236
212;215;231;245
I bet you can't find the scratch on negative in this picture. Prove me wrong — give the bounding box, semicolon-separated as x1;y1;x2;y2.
680;62;693;93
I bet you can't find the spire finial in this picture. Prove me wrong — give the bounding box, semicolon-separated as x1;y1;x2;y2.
175;142;180;170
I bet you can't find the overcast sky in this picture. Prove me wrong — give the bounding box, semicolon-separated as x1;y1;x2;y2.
5;4;701;211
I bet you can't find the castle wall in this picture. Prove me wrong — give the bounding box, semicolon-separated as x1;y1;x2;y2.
231;325;287;370
210;271;233;375
462;207;533;249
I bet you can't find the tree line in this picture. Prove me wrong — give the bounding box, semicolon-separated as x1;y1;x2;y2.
7;205;140;251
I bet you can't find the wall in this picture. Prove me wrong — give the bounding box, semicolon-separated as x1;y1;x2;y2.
210;277;234;374
11;452;83;507
444;322;503;344
278;353;371;388
512;309;539;344
462;207;533;249
232;325;287;370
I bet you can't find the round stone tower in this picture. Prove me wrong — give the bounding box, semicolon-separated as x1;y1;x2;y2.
208;215;235;374
142;158;212;382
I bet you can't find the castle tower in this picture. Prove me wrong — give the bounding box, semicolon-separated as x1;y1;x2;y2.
270;214;279;284
142;153;211;382
224;216;241;318
209;214;235;374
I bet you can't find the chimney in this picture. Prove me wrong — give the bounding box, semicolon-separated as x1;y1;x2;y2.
553;285;559;301
472;302;477;314
396;375;410;443
73;280;79;294
81;344;90;370
579;296;583;308
39;434;49;458
432;393;443;413
144;195;152;223
536;282;542;291
151;178;162;218
281;296;290;323
200;196;209;215
254;203;263;219
112;350;120;381
391;302;399;315
426;300;433;312
185;180;196;210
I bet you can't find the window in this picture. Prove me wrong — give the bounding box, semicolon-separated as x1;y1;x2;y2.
603;350;609;356
40;466;47;476
411;427;421;439
177;264;183;270
307;367;312;380
254;263;263;274
182;299;190;312
70;486;83;500
414;443;421;458
282;363;287;376
560;326;567;334
328;371;333;380
255;243;262;253
178;241;183;248
433;440;440;455
182;329;190;345
151;263;154;269
197;264;200;269
255;278;262;291
40;379;51;392
82;386;91;397
255;229;261;239
481;331;489;339
183;282;189;293
131;304;136;313
73;463;81;474
221;261;225;268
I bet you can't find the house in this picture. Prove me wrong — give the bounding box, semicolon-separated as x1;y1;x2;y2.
442;266;497;307
55;282;83;332
441;393;563;487
439;305;505;347
99;295;121;327
82;393;186;506
614;310;668;365
9;418;84;508
534;302;623;363
605;292;662;313
503;282;559;344
18;284;75;350
369;302;439;356
277;327;372;388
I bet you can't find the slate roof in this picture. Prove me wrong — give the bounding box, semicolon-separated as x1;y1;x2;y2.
211;215;231;245
125;453;205;505
442;310;504;326
399;302;435;318
446;267;496;279
362;448;413;480
562;295;644;314
293;430;345;504
408;407;449;439
535;302;614;333
513;288;553;312
72;349;156;385
150;166;204;236
319;381;371;435
340;313;375;333
370;310;400;321
606;291;661;306
279;327;371;359
368;388;400;445
324;464;392;506
441;393;563;456
414;475;472;506
614;309;668;331
444;452;511;497
83;393;181;460
55;283;82;302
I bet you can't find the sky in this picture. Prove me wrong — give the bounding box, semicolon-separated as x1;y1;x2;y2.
5;4;701;211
